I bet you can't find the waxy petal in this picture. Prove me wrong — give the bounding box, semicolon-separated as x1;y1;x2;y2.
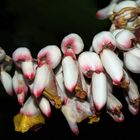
37;45;62;69
115;29;135;50
61;33;84;55
92;31;116;54
39;97;51;117
20;96;40;116
62;56;78;92
0;70;13;96
91;72;107;111
78;51;103;78
33;63;49;98
124;50;140;73
101;49;123;85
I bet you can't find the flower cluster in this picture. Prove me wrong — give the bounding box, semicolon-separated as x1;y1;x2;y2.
0;0;140;135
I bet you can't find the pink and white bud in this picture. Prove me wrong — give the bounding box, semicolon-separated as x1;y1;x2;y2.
61;99;79;135
39;97;51;117
111;29;123;37
125;96;139;115
55;71;68;104
62;56;78;92
113;1;137;13
61;33;84;55
115;29;136;50
12;47;35;80
78;51;103;78
32;63;49;98
20;96;40;116
107;92;124;122
0;70;13;96
124;77;140;115
37;45;62;69
100;49;123;85
96;2;116;20
91;72;107;111
124;47;140;73
92;31;116;54
12;70;28;95
17;92;26;105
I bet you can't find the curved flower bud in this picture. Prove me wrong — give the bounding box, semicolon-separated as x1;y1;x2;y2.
55;71;68;104
100;49;123;85
107;92;124;122
113;1;137;13
124;77;140;115
92;31;116;54
37;45;62;69
12;70;28;95
62;56;78;92
78;51;103;78
61;33;84;55
115;29;136;50
32;63;49;98
12;47;35;80
124;47;140;73
0;70;13;96
20;96;40;115
14;96;45;133
38;97;51;117
96;2;116;20
91;72;107;111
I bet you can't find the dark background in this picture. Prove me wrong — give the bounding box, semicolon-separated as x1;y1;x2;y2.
0;0;140;139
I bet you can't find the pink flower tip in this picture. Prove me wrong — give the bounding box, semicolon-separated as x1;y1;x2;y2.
24;72;35;80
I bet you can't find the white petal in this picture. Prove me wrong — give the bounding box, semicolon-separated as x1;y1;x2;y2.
17;92;26;105
20;96;40;115
115;30;135;50
33;64;49;97
96;3;116;20
113;1;137;12
78;51;103;78
61;33;84;55
21;61;35;80
0;70;13;96
124;51;140;73
12;70;28;95
92;31;116;54
101;49;123;85
91;72;107;111
62;56;78;92
37;45;62;69
39;97;51;117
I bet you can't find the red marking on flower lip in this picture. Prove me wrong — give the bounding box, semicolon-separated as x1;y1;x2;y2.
24;72;35;80
16;87;23;94
64;50;77;60
66;84;76;93
113;79;121;85
63;37;77;54
94;102;105;112
46;109;51;118
34;90;42;98
7;90;14;96
18;98;24;105
20;110;33;116
72;127;79;135
96;12;102;19
114;116;125;122
15;54;32;61
124;39;132;49
63;96;68;105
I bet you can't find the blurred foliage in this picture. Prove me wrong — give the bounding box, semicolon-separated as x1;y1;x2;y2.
0;0;111;56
